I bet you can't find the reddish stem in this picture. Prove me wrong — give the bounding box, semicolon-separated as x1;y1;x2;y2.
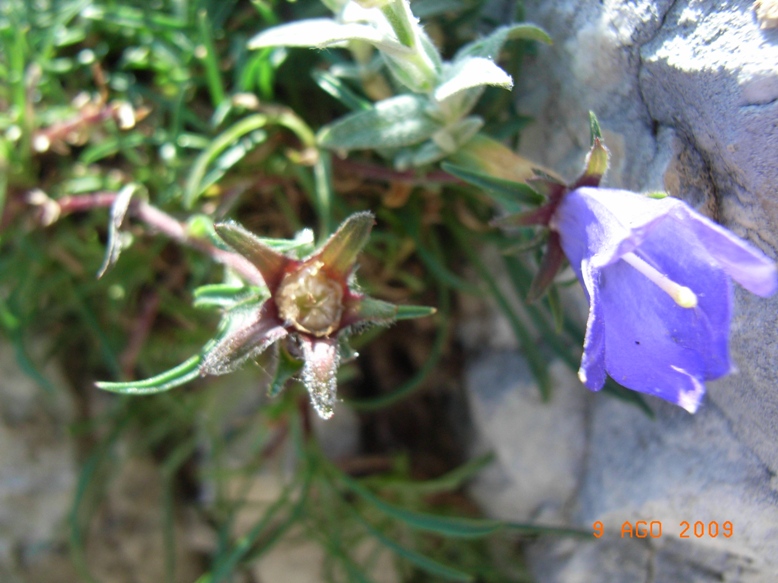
56;192;263;286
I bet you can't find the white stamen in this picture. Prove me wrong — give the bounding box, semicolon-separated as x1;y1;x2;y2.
622;252;698;308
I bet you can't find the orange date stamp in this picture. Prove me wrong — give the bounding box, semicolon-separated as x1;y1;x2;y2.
592;520;734;539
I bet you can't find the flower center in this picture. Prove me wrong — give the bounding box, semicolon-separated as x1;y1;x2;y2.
275;262;344;337
621;252;698;308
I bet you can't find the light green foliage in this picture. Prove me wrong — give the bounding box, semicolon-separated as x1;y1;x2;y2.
249;0;551;168
0;0;602;580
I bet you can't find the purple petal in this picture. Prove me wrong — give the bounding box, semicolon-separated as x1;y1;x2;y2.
552;187;776;411
577;259;607;391
201;301;287;375
300;336;340;419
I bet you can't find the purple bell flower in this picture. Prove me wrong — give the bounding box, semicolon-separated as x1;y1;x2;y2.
551;187;778;412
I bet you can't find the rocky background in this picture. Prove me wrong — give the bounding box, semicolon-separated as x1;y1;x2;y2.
4;1;778;582
466;1;778;581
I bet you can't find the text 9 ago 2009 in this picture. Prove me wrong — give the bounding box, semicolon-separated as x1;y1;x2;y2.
592;520;734;539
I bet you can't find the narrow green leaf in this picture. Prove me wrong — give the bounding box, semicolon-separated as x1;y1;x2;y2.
184;114;268;206
314;151;335;238
96;355;202;395
448;219;551;399
312;70;372;112
442;162;545;208
197;9;226;107
344;473;502;538
350;511;473;582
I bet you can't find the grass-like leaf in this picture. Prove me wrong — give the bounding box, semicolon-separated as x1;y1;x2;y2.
442;162;545;209
96;355;202;395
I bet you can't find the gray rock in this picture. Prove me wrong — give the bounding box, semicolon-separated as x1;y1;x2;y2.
465;0;778;581
0;340;77;581
467;353;588;524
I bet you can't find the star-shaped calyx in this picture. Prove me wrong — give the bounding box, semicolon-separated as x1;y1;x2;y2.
200;212;434;419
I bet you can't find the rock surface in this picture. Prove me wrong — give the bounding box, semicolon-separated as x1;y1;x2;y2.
0;341;78;583
465;1;778;581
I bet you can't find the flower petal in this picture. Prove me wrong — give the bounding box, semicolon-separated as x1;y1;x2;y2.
678;209;778;297
312;212;374;279
200;301;288;375
596;255;730;411
552;187;758;410
214;221;292;291
300;336;340;419
577;258;607;391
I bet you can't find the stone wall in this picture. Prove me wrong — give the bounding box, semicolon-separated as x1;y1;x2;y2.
465;1;778;581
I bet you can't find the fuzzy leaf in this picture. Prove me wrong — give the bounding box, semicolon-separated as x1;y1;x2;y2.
454;23;551;63
317;94;440;151
434;57;512;103
247;19;411;57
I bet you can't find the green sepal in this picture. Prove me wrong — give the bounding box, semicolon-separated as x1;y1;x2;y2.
442;162;545;210
588;110;603;144
268;344;303;398
96;354;202;395
582;137;609;183
350;296;436;325
395;304;437;320
315;211;375;279
214;221;291;291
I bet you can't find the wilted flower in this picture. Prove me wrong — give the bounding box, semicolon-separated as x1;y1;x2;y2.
202;212;434;419
551;186;777;413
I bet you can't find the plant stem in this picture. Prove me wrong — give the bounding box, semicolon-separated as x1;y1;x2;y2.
56;192;263;285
